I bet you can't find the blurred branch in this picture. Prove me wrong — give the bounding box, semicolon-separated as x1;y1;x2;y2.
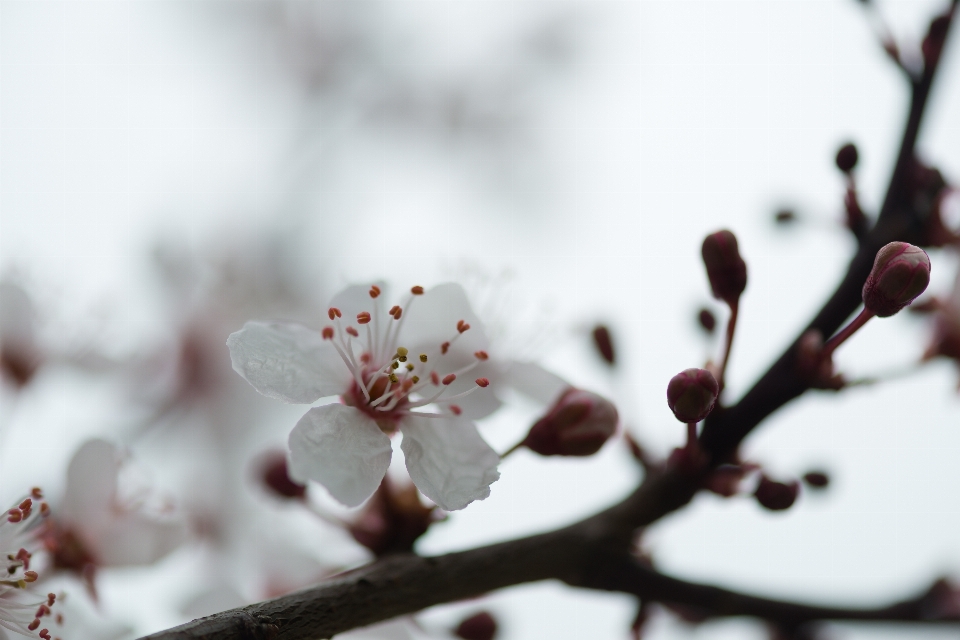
138;3;959;639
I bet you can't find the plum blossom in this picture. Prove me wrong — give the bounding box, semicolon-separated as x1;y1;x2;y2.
228;283;501;511
0;491;60;639
44;440;188;585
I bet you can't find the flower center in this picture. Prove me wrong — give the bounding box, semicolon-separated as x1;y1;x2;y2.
322;285;491;430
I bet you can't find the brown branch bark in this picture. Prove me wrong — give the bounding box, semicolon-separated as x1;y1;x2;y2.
139;3;959;639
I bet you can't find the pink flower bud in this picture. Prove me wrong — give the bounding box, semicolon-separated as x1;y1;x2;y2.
591;325;616;365
835;142;858;174
455;611;498;640
754;475;799;511
522;388;618;457
701;230;747;306
862;242;931;317
666;368;719;423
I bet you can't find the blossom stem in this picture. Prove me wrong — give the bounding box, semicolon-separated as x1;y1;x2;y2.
821;307;875;361
500;440;525;459
716;302;738;391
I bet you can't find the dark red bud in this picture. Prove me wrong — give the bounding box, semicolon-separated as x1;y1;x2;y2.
774;209;797;225
697;308;717;334
666;368;719;423
348;477;440;557
591;325;616;365
523;388;618;456
802;471;830;489
260;452;306;500
835;142;858;174
455;611;498;640
754;475;800;511
862;242;931;317
701;230;747;306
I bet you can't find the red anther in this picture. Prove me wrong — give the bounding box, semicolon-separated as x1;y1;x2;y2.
450;405;462;416
56;614;63;624
8;508;22;523
35;604;50;617
20;498;32;510
360;353;371;364
47;593;55;606
31;488;42;499
345;326;359;337
321;327;335;340
430;371;440;385
17;549;31;565
28;620;40;632
411;285;424;295
441;342;450;355
392;308;402;320
357;312;372;324
390;305;400;316
456;320;471;333
442;374;457;385
474;350;489;360
369;285;381;298
39;630;50;640
328;307;342;320
40;503;49;516
475;378;490;388
23;570;38;582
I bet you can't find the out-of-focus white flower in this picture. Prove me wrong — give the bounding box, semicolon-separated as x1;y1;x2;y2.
228;283;501;511
46;440;187;574
0;491;59;639
0;282;42;388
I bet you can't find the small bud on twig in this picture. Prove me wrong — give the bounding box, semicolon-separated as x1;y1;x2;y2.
591;325;616;366
802;471;830;489
697;308;717;334
701;230;747;307
455;611;498;640
666;368;719;424
754;475;800;511
862;242;931;317
835;143;859;174
521;388;619;456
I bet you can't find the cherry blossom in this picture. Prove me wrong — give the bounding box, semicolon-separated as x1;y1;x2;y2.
0;490;60;639
44;440;188;582
228;283;501;511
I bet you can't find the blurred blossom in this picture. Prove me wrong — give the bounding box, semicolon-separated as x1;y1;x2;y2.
45;440;187;586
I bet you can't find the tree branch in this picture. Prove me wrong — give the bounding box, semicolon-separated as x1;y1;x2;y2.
138;4;959;639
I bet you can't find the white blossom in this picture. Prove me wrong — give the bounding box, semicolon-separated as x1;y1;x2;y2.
228;283;501;510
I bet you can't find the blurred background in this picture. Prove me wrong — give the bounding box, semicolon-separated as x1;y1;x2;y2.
2;0;959;638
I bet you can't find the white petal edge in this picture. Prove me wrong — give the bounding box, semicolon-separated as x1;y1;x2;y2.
288;404;393;508
502;361;570;406
400;416;500;511
227;321;350;404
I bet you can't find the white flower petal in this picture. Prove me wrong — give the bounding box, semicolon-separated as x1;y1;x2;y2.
502;361;570;405
89;512;188;566
329;282;386;325
400;416;500;511
227;321;349;403
63;439;120;522
288;404;393;507
398;283;490;357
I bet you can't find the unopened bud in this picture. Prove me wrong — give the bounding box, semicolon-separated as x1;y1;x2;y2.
835;142;858;174
802;470;830;489
754;475;799;511
862;242;931;317
666;368;719;423
701;230;747;306
522;388;618;456
348;477;440;557
259;451;306;500
591;325;616;365
455;611;498;640
697;308;716;334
